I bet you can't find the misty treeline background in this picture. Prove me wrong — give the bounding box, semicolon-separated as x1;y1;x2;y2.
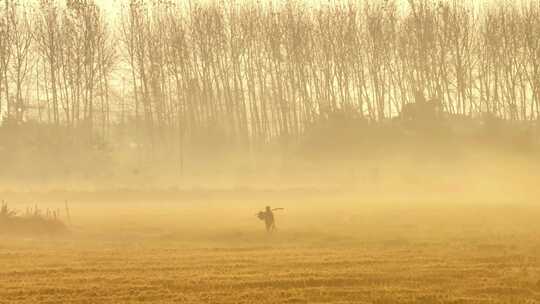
0;0;539;188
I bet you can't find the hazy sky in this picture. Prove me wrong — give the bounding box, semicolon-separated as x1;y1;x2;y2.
92;0;412;11
94;0;119;14
90;0;492;15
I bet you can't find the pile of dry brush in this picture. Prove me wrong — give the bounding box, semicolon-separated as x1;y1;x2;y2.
0;201;67;236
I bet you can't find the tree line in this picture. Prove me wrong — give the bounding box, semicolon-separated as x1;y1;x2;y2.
1;0;539;153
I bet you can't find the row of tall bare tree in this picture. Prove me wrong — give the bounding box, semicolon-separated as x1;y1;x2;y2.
1;0;540;150
0;0;115;137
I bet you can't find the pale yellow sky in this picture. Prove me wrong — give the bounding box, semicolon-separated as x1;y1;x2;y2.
94;0;119;13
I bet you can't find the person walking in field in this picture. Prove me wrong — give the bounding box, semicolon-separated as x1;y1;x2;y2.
257;206;283;232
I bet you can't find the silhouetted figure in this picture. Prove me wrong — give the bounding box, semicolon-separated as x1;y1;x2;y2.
257;206;284;232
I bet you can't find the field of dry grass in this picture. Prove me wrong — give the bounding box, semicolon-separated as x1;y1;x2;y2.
1;191;540;303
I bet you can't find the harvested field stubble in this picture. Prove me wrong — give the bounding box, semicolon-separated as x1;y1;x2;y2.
1;194;540;303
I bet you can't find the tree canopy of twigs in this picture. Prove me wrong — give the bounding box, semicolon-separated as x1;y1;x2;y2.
0;0;539;156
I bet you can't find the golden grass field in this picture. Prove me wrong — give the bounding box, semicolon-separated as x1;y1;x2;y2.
1;190;540;303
